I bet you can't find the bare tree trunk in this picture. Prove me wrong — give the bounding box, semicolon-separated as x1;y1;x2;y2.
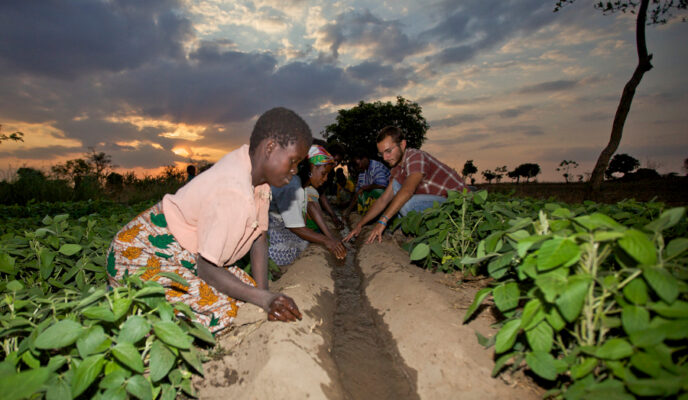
587;0;653;199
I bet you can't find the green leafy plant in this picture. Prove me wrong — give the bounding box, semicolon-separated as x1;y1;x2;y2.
402;190;688;398
0;203;217;399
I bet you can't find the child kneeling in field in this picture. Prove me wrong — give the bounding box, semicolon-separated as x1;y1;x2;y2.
106;107;311;332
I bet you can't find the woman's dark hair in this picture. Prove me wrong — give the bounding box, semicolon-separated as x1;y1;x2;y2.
376;126;404;144
249;107;313;154
297;159;311;188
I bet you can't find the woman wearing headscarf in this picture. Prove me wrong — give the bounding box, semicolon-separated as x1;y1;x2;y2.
267;145;347;266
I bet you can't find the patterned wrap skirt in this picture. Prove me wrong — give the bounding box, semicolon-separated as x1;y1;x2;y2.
106;202;256;333
267;214;309;266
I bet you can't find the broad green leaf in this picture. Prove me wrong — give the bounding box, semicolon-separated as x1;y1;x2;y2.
665;237;688;260
157;272;189;288
77;288;107;308
133;285;166;298
99;369;129;389
494;319;521;354
46;378;71;400
112;343;144;373
595;338;633;360
629;328;665;348
630;352;662;378
618;229;656;266
520;298;543;330
38;248;56;279
493;282;519;312
473;189;488;205
0;253;16;274
0;368;51;400
77;325;110;358
574;213;626;231
535;270;568;303
536;238;581;271
149;341;176;382
409;243;430;261
491;352;515;377
187;322;216;345
126;374;152;400
621;305;650;335
545;307;566;332
181;347;203;375
626;376;683;397
118;315;151;344
642;266;678;304
71;354;106;397
570;357;597;380
153;321;192;349
644;207;685;233
58;243;82;256
650;317;688;340
525;351;558;381
35;319;83;349
555;276;591;322
101;386;127;400
648;300;688;318
112;298;132;320
623;278;648;305
463;288;492;322
6;280;23;292
160;384;177;400
487;252;513;279
82;305;116;322
525;321;553;353
180;378;196;397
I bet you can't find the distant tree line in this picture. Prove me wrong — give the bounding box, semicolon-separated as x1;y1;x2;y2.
0;149;203;206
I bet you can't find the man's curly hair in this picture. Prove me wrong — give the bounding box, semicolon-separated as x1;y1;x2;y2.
249;107;313;154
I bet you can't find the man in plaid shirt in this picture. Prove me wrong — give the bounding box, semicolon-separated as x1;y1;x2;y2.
344;126;468;244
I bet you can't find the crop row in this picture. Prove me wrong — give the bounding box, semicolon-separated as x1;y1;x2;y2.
401;191;688;399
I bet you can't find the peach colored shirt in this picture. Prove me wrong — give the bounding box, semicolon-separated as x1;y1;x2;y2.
162;145;271;267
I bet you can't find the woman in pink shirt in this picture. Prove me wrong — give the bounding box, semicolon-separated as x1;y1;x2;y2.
107;108;311;331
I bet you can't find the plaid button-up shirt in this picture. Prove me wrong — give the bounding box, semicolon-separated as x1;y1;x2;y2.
390;148;467;196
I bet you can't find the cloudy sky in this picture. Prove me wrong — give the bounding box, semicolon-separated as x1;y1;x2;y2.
1;0;686;182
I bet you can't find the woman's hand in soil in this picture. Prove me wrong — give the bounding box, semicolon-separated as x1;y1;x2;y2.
326;239;347;259
343;223;361;242
267;294;302;322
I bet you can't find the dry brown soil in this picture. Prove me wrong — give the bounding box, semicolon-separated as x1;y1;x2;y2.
193;222;544;399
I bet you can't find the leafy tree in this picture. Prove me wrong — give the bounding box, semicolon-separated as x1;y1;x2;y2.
554;0;687;196
51;158;93;186
87;147;114;183
462;160;478;181
507;169;520;183
495;165;508;183
513;163;541;183
322;96;429;157
605;153;640;179
556;159;579;183
481;169;497;183
0;124;23;144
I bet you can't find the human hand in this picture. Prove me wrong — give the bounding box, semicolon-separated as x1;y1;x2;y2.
343;224;362;242
267;294;302;322
326;239;347;259
365;222;385;244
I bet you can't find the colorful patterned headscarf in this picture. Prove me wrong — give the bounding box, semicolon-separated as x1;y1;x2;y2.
308;145;335;165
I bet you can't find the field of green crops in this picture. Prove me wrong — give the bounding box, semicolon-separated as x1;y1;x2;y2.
1;193;686;399
0;200;217;400
400;191;688;399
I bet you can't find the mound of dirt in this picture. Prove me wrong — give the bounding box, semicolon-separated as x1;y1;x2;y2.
194;225;543;399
